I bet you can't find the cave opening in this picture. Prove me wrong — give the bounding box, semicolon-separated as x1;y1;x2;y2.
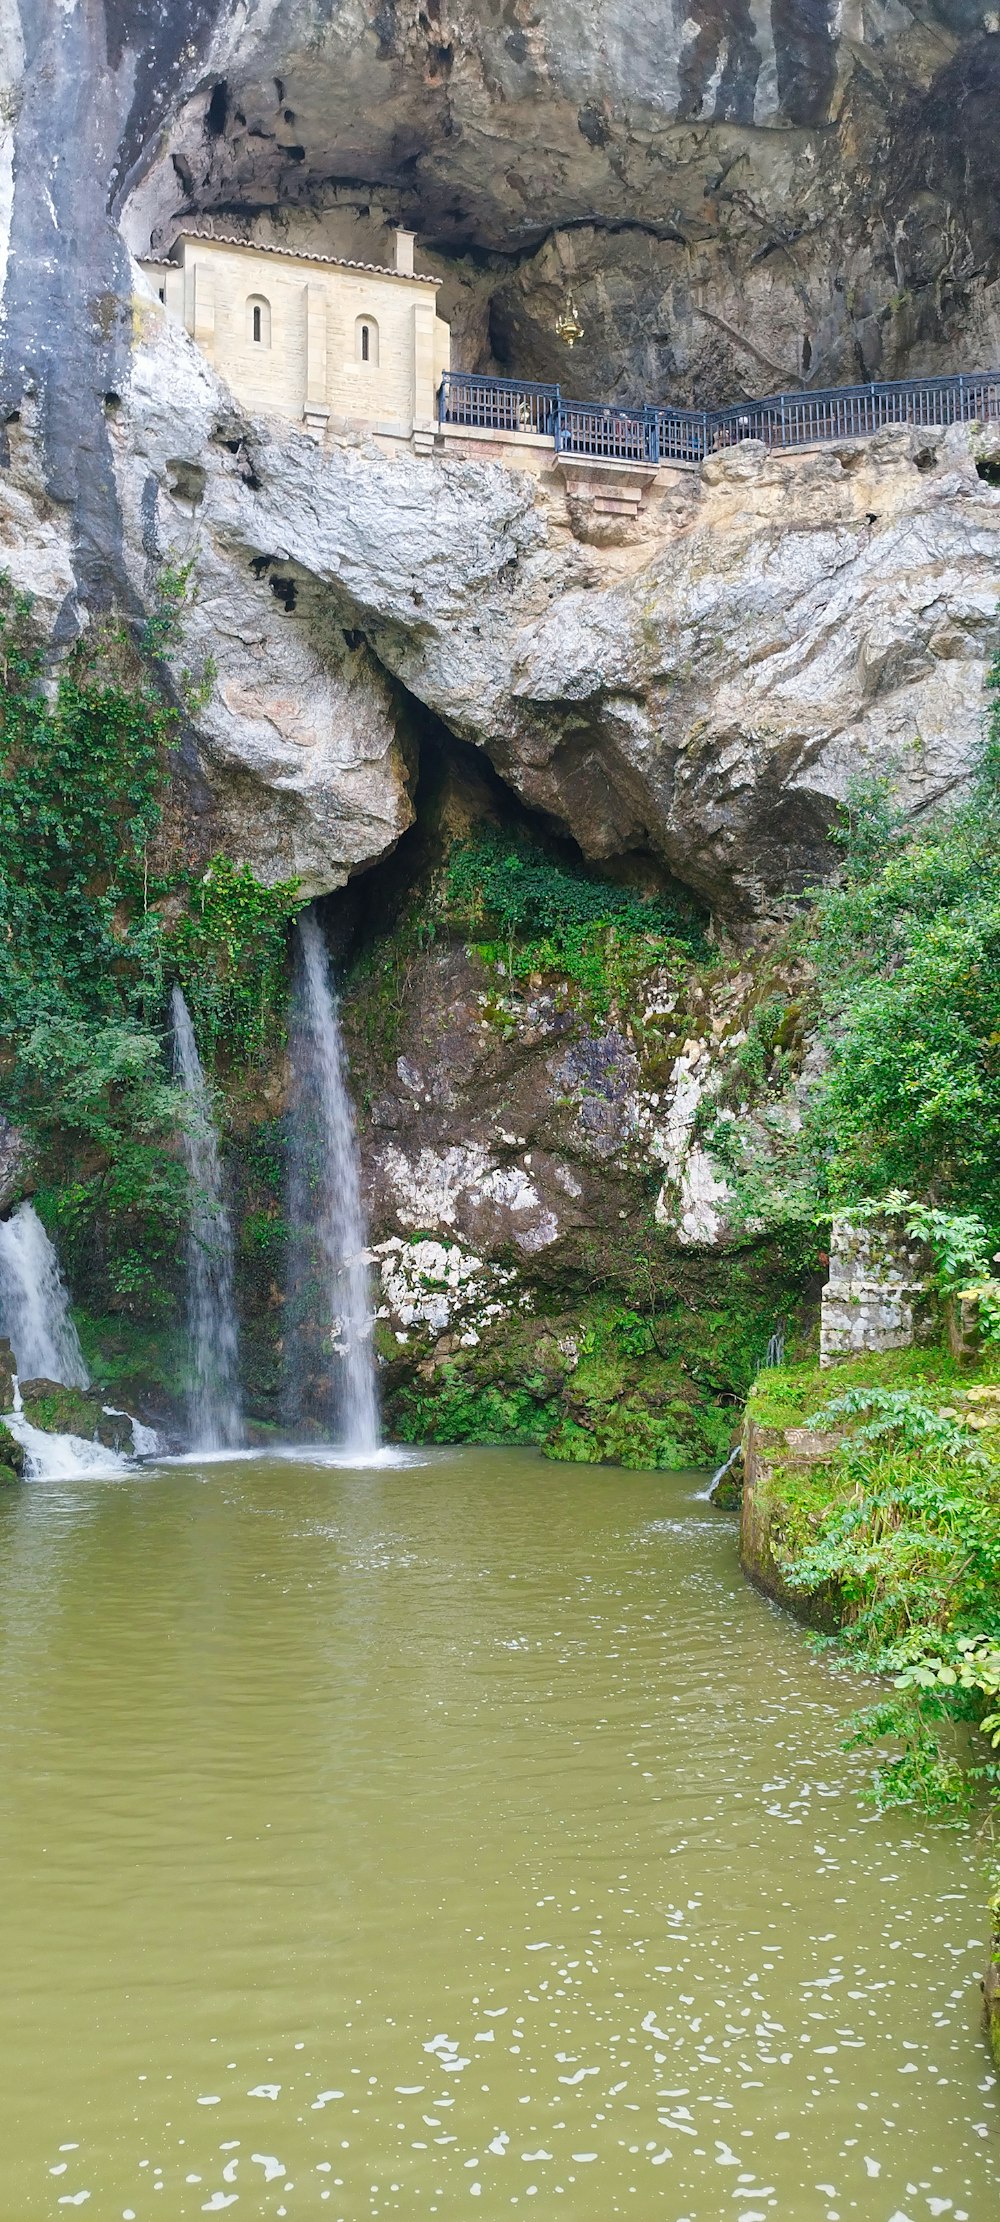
205;81;229;139
314;713;709;976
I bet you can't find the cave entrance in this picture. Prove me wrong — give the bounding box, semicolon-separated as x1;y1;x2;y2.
315;716;708;971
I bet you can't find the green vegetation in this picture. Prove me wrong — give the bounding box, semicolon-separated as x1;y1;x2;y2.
0;576;300;1322
170;858;300;1070
706;654;1000;1247
445;827;708;1018
74;1307;188;1408
388;1278;796;1468
745;1347;1000;1826
816;773;1000;1227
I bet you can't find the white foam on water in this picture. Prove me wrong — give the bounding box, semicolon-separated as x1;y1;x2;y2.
152;1442;428;1473
156;1447;264;1468
277;1443;428;1471
4;1413;130;1482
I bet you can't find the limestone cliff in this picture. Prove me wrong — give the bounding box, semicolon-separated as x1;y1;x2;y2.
4;0;999;906
5;0;1000;596
3;296;997;911
2;0;1000;1454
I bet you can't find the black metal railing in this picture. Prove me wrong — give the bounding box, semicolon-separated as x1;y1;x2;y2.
437;370;559;439
438;367;1000;466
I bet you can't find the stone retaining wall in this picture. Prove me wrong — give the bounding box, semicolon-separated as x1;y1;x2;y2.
820;1216;937;1366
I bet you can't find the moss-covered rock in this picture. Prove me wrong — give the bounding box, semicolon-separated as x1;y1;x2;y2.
738;1413;844;1627
74;1314;188;1439
739;1342;1000;1628
383;1299;742;1468
986;1904;1000;2073
18;1381;134;1452
0;1419;24;1482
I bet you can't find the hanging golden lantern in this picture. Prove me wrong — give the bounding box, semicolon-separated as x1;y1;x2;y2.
554;289;584;348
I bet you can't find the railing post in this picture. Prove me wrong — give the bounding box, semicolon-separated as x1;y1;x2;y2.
553;386;562;451
438;375;447;427
645;405;659;466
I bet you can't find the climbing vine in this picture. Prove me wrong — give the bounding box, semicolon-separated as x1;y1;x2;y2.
0;575;301;1314
168;858;301;1066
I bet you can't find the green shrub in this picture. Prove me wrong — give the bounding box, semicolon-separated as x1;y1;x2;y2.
445;829;707;1016
705;645;1000;1247
0;576;301;1315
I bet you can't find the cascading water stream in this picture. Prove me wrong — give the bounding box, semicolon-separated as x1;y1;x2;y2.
0;1203;139;1476
284;910;380;1457
171;986;244;1452
0;1201;89;1387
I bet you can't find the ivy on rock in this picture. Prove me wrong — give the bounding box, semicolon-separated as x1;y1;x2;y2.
0;575;300;1321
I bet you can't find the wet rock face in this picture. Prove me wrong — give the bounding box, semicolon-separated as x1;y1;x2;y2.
0;1123;30;1219
0;0;241;612
349;911;750;1271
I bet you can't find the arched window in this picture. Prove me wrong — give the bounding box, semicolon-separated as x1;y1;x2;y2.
356;315;379;366
247;294;271;347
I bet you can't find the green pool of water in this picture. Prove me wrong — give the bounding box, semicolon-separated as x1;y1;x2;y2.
0;1446;996;2218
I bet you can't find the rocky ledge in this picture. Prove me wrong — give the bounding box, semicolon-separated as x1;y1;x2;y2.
4;299;998;922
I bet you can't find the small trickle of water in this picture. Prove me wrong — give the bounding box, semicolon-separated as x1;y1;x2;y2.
284;909;380;1456
171;986;243;1452
102;1406;163;1458
0;1201;89;1386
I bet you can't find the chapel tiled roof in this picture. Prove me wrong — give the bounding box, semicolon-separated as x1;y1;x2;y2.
141;231;439;285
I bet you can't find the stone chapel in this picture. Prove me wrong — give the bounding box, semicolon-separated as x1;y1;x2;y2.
140;228;451;452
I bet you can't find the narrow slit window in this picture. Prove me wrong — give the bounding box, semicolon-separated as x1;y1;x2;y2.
356;315;379;366
247;294;271;346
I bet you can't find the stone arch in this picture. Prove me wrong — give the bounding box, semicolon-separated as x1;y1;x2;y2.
247;294;271;347
356;314;379;366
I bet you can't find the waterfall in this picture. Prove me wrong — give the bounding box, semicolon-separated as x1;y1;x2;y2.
0;1202;89;1386
171;986;244;1451
284;910;380;1456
